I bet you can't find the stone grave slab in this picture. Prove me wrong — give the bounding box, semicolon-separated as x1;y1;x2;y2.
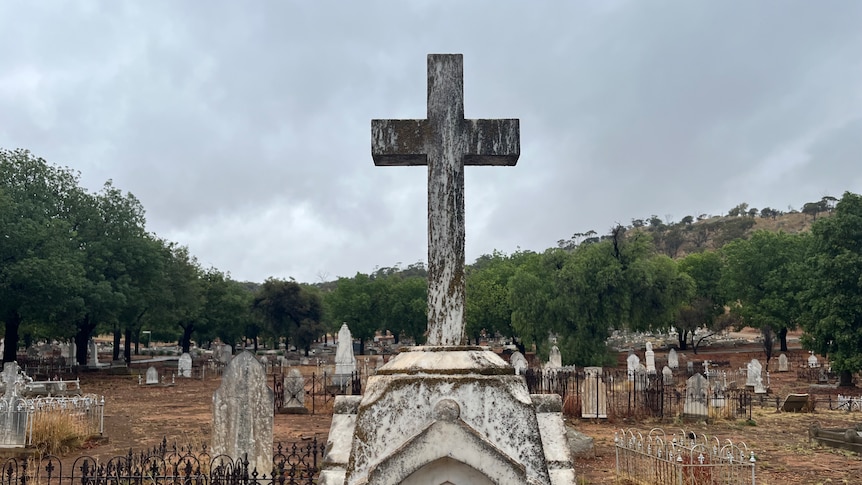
178;353;192;378
684;374;709;419
580;367;607;419
667;348;679;369
282;368;308;414
778;353;789;372
781;393;810;412
145;366;159;385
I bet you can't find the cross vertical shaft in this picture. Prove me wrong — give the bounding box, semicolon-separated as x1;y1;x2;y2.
372;54;519;346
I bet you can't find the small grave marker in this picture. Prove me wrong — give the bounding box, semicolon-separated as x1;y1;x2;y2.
684;374;709;418
781;393;809;412
178;353;192;378
667;348;679;369
145;366;159;385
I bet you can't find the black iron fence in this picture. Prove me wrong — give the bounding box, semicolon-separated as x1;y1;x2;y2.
273;371;361;415
525;368;757;420
0;438;323;485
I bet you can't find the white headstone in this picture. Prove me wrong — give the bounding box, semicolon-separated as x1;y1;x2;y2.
178;353;192;378
581;367;607;418
145;366;159;385
645;342;656;374
216;344;233;364
808;352;819;368
746;359;762;387
754;374;767;394
626;353;640;381
546;345;562;369
0;363;26;447
88;339;99;367
212;351;273;474
509;351;528;375
335;323;357;377
282;368;307;414
778;353;789;372
667;348;679;369
684;374;709;418
662;366;674;386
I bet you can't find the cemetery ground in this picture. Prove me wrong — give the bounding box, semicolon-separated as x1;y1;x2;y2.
66;342;860;485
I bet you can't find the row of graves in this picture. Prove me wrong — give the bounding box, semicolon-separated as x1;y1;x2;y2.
515;341;862;422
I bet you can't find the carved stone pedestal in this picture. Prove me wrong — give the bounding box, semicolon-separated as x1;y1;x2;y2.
320;347;575;485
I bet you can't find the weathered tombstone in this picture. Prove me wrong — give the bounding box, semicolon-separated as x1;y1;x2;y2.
580;367;607;419
260;355;269;373
216;344;233;364
634;363;648;391
178;353;192;378
145;366;159;385
320;54;574;485
808;352;819;368
662;366;674;386
547;345;562;369
778;353;789;372
282;368;308;414
687;360;694;374
88;339;100;367
212;351;273;474
334;323;356;385
644;342;656;374
754;374;767;394
667;348;679;369
626;353;640;381
683;374;709;418
746;359;762;387
781;393;809;412
509;351;528;375
0;363;26;447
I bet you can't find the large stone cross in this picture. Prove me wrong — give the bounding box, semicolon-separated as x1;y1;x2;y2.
372;54;520;346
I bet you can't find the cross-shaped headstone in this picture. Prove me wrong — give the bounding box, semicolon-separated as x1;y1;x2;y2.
372;54;520;346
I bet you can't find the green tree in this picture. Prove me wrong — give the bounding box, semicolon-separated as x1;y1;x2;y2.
676;251;724;351
799;192;862;386
466;251;517;344
253;278;323;356
324;273;384;355
0;150;87;362
720;231;808;354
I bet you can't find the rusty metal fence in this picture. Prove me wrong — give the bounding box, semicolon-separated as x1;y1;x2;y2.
0;437;323;485
615;428;756;485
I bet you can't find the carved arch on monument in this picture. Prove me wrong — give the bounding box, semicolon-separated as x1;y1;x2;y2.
363;419;528;485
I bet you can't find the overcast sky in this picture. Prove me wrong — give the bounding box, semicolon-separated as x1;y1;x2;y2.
2;2;860;283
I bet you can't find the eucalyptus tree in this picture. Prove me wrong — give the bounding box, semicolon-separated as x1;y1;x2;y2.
0;150;87;362
253;278;323;355
799;192;862;386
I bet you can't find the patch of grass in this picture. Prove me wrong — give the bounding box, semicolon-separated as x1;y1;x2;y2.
30;412;88;455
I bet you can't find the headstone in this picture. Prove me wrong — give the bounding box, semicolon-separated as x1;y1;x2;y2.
334;323;356;385
260;355;269;373
546;345;562;369
754;375;767;394
216;344;233;364
683;374;709;418
634;363;647;391
580;367;607;419
626;353;640;381
667;348;679;369
88;339;99;367
746;359;762;387
178;353;192;378
781;393;810;412
644;342;656;374
687;361;694;374
320;54;573;485
778;353;789;372
509;351;528;375
0;362;26;447
808;352;819;368
662;366;674;386
212;351;273;474
282;368;308;414
145;366;159;385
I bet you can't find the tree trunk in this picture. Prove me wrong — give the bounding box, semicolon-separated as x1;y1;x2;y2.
838;370;854;387
3;310;21;363
113;325;121;361
393;333;400;345
778;327;788;352
123;327;132;363
359;338;365;356
180;323;194;354
253;336;258;352
75;314;96;366
677;329;688;351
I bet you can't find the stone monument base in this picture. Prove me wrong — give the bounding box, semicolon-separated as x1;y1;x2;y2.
320;346;575;485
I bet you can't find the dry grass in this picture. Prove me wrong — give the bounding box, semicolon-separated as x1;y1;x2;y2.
30;412;88;455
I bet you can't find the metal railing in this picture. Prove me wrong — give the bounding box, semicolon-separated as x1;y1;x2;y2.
615;427;756;485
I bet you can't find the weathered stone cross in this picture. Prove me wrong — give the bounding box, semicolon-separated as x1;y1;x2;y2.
372;54;520;346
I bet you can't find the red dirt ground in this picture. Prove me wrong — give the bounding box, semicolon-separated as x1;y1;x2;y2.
66;336;861;484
